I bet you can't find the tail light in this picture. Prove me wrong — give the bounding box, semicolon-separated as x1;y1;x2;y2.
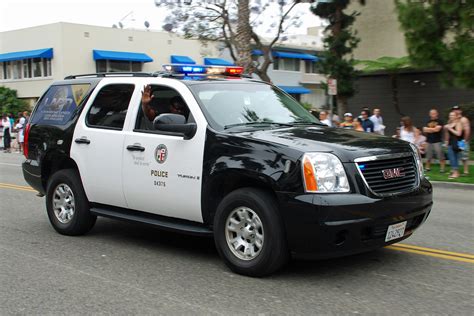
23;123;31;158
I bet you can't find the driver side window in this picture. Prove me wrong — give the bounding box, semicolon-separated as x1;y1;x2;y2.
135;84;193;133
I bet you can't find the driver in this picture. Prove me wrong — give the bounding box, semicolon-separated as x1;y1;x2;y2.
141;85;189;125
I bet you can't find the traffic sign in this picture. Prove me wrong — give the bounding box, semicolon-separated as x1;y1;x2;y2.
328;78;337;95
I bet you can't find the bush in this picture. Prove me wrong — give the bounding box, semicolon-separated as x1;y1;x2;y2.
0;87;29;115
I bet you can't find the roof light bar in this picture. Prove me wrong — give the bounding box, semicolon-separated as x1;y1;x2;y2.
162;64;244;77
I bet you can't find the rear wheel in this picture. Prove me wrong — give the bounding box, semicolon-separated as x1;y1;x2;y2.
46;169;96;235
214;188;289;277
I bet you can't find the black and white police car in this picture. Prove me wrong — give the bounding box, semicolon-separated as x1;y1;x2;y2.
22;64;433;276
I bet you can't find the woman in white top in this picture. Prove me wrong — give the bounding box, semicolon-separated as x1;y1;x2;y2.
400;116;415;144
2;113;12;153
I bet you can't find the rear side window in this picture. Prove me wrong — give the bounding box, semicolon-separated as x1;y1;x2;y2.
30;84;91;125
86;84;134;130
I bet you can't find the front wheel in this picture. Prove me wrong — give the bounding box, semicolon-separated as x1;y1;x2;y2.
213;188;289;277
46;169;96;236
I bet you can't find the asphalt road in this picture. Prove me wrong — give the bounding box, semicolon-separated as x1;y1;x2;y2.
1;152;473;315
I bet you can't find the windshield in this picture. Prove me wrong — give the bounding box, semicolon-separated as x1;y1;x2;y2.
189;82;320;130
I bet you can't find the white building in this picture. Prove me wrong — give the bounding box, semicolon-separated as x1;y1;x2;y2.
0;22;326;109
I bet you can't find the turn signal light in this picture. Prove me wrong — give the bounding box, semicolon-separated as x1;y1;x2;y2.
303;156;318;192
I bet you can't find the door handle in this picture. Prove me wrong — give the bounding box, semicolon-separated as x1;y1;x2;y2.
75;137;90;144
127;144;145;152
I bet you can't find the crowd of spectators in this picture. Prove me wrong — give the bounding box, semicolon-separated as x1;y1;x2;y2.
1;111;29;154
316;106;471;179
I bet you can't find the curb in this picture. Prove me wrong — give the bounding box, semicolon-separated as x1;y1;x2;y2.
431;181;474;190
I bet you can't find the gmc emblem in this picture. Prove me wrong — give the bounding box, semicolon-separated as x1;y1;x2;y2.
382;167;405;179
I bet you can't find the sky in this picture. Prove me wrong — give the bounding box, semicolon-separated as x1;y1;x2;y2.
0;0;320;35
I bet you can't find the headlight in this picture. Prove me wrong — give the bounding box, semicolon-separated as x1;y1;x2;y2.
410;143;424;179
302;153;350;193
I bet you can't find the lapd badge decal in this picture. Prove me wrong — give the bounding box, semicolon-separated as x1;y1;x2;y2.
155;144;168;164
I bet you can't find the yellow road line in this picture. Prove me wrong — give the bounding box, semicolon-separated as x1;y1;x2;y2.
395;243;474;260
387;245;474;264
0;184;37;192
0;182;33;189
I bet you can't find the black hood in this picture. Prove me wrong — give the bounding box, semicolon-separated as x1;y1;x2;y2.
231;126;413;162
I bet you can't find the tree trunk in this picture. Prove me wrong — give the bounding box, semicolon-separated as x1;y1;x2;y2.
390;74;404;116
235;0;253;72
336;95;347;118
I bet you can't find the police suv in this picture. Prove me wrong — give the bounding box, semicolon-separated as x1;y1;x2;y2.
22;65;433;276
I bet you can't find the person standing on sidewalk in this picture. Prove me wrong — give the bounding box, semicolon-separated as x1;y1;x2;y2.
452;105;471;175
400;116;415;143
2;113;12;153
444;111;463;179
360;110;374;133
423;109;446;173
370;108;385;135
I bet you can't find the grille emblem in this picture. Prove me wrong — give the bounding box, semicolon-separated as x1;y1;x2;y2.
382;167;405;179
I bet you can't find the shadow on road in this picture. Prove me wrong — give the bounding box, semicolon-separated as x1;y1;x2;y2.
86;217;406;278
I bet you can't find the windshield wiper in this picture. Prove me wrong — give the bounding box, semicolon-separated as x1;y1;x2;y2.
291;121;326;126
224;121;294;130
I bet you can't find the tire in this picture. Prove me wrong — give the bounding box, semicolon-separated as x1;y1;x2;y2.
213;188;289;277
46;169;96;236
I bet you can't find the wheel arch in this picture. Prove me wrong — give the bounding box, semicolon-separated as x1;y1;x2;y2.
41;150;81;191
201;169;280;225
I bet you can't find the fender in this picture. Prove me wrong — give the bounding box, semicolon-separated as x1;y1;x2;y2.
200;128;305;225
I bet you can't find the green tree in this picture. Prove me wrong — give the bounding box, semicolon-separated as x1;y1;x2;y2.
0;87;29;115
311;0;365;116
395;0;474;88
357;56;412;116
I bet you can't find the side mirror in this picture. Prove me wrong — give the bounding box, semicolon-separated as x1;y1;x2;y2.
153;113;197;139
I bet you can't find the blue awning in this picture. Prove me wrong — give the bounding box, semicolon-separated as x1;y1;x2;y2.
170;55;196;64
0;48;53;62
273;51;318;61
203;58;234;66
93;50;153;62
252;49;263;56
279;86;312;94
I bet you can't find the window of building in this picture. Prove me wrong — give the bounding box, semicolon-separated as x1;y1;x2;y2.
305;60;320;74
273;58;300;72
1;58;52;80
95;60;143;73
86;84;135;130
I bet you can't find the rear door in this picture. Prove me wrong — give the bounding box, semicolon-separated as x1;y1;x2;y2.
121;79;207;223
71;79;139;208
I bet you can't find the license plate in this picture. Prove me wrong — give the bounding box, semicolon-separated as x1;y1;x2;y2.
385;221;407;242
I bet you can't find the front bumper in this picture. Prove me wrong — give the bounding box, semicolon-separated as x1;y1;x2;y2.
277;178;433;259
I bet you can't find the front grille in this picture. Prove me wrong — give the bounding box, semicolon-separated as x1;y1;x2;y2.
356;155;418;195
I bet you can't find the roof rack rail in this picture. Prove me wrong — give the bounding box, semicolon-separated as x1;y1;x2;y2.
64;72;158;80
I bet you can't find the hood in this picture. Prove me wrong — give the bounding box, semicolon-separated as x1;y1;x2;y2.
232;126;412;162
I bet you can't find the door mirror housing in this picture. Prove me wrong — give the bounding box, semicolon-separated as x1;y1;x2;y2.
153;113;197;139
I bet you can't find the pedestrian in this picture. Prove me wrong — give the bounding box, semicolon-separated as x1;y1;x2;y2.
370;108;385;135
452;105;471;175
319;111;332;127
423;109;446;172
340;113;354;129
444;111;463;179
352;117;364;132
2;113;12;153
400;116;415;143
360;110;374;133
15;113;26;153
414;128;427;157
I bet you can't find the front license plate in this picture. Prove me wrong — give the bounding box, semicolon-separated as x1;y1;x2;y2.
385;221;407;242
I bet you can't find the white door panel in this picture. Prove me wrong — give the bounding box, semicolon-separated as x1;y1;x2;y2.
122;79;207;223
71;80;139;208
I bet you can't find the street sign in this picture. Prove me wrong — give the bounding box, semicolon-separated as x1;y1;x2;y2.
328;78;337;95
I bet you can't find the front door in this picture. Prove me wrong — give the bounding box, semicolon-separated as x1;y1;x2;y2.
121;80;207;223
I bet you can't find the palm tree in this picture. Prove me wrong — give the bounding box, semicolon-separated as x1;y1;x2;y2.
357;56;412;116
